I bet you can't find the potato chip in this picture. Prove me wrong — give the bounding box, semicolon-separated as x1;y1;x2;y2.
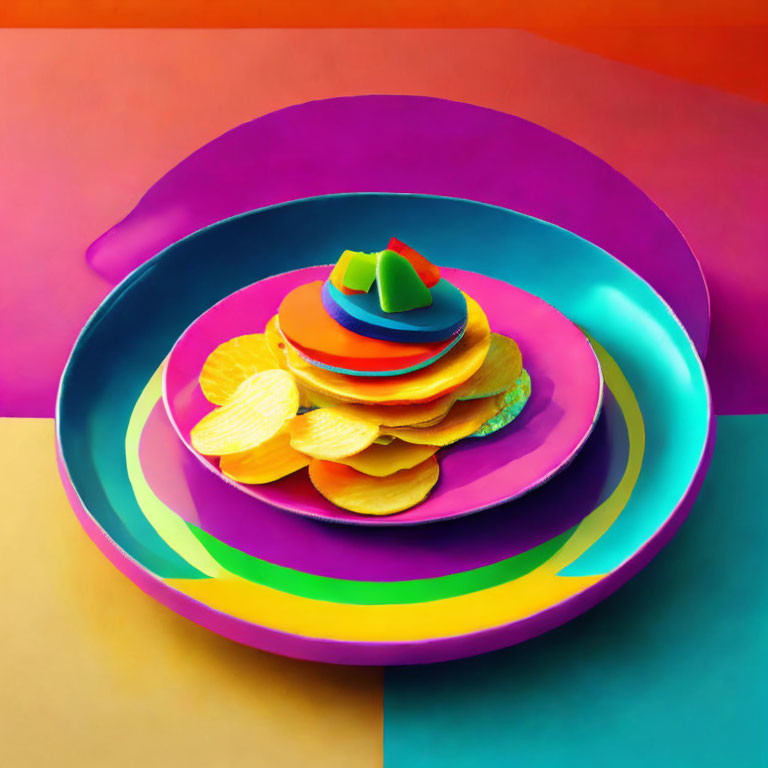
288;408;379;460
337;440;439;477
472;369;532;437
309;457;440;515
455;333;522;401
198;333;279;405
272;293;490;405
374;435;396;445
306;390;454;427
264;316;313;410
299;387;344;410
264;315;287;366
383;393;503;446
219;430;309;483
191;369;300;456
407;410;453;428
295;331;522;424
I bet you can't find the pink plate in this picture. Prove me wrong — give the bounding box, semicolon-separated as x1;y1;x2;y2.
163;266;603;525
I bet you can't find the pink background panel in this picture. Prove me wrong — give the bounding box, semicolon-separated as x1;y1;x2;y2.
1;30;766;416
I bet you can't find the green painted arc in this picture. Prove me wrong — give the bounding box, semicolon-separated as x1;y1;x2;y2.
187;523;574;605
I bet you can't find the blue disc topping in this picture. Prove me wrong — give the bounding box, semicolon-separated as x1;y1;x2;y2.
322;278;467;343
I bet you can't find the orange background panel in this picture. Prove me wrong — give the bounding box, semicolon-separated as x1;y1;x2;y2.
1;4;766;103
2;0;768;27
536;25;768;103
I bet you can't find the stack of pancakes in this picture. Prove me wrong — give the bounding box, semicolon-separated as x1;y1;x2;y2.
191;240;531;515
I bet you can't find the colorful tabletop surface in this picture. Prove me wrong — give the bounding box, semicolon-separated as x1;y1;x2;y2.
1;26;767;767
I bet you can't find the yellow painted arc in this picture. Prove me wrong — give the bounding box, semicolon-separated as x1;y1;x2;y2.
126;364;225;578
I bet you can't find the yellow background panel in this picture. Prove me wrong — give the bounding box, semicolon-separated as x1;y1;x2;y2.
0;418;382;768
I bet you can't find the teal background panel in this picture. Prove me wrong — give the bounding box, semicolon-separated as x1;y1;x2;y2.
384;415;768;768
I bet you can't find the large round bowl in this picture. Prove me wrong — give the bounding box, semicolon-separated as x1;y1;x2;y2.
57;193;713;665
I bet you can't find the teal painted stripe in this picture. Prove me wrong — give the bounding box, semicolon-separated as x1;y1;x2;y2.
59;343;207;579
384;416;768;768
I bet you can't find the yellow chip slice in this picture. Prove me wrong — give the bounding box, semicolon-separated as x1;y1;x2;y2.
270;293;491;405
219;430;309;484
288;408;379;460
264;316;313;409
191;369;300;456
408;411;451;428
471;370;532;437
297;332;522;423
307;390;456;427
199;333;280;405
454;332;523;400
337;440;440;477
265;315;287;367
308;457;440;515
383;393;503;446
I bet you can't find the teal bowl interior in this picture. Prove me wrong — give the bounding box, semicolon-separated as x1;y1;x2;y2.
57;193;711;579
